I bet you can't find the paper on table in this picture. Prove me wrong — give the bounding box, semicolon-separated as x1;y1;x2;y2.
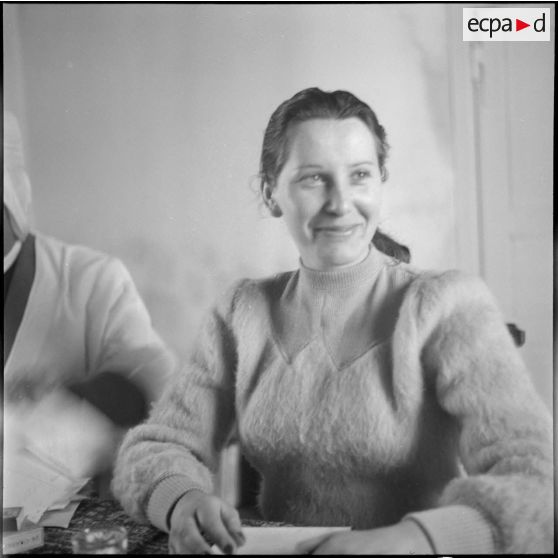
37;500;83;528
214;526;351;555
3;449;89;524
46;493;88;511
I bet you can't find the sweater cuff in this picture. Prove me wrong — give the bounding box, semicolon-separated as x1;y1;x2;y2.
404;505;495;554
147;475;209;533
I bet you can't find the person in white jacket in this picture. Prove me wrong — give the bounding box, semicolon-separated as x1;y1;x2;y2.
3;110;175;492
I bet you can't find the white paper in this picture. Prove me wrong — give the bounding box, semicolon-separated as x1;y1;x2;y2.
212;526;351;555
3;449;89;523
37;500;82;528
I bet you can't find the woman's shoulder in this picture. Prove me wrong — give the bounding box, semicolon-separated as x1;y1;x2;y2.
230;269;296;293
398;265;499;320
411;267;492;299
215;270;298;314
381;254;481;287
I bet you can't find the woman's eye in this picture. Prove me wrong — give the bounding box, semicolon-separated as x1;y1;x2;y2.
300;174;325;186
352;169;372;182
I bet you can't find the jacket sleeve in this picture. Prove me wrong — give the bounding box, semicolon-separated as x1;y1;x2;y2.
110;280;246;531
83;256;177;408
406;271;553;554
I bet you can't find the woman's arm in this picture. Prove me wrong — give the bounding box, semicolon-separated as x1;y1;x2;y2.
111;280;246;531
408;271;553;554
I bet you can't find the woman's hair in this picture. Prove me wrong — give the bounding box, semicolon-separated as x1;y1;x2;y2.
259;87;410;263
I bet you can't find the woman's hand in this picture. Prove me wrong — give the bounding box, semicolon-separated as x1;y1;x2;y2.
295;521;434;555
169;490;245;554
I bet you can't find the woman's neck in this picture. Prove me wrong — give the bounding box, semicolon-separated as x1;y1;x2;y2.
298;245;384;295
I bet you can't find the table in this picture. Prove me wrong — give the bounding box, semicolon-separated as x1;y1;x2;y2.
27;498;166;554
27;498;275;554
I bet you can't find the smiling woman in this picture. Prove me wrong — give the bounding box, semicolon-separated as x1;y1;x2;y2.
112;88;553;555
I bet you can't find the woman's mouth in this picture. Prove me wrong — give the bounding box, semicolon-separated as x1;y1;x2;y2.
313;224;361;238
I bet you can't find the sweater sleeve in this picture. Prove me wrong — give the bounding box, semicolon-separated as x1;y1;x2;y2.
406;271;553;554
111;280;246;530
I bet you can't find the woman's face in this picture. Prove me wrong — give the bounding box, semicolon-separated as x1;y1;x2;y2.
272;117;384;271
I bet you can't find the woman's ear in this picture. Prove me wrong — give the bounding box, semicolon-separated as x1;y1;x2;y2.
380;166;388;182
262;182;283;218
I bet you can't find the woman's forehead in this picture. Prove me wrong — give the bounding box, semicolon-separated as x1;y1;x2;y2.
284;118;379;164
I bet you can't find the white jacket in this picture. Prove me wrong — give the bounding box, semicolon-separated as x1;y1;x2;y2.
4;232;174;406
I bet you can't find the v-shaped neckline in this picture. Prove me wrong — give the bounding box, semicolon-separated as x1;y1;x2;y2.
271;330;391;372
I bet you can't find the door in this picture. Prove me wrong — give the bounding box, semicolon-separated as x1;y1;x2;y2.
449;7;554;410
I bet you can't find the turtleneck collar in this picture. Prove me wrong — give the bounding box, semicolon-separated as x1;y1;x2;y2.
298;244;386;295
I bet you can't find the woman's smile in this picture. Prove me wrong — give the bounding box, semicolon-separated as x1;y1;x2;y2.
313;223;363;239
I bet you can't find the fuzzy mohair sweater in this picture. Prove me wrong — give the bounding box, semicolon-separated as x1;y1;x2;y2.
112;247;553;554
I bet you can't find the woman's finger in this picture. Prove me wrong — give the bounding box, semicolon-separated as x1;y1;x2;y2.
171;516;214;555
220;504;245;547
196;506;238;554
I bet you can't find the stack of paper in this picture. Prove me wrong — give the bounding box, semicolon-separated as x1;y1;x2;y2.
3;448;89;525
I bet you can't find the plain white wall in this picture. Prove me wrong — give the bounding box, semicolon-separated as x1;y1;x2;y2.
4;4;458;360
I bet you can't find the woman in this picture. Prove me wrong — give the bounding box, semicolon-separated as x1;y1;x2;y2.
112;88;553;554
4;111;175;491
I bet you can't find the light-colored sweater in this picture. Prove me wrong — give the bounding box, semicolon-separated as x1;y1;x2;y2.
112;246;553;554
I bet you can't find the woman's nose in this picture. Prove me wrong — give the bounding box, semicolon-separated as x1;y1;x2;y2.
324;181;351;215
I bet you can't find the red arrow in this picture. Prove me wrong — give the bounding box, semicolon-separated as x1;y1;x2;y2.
516;19;530;31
